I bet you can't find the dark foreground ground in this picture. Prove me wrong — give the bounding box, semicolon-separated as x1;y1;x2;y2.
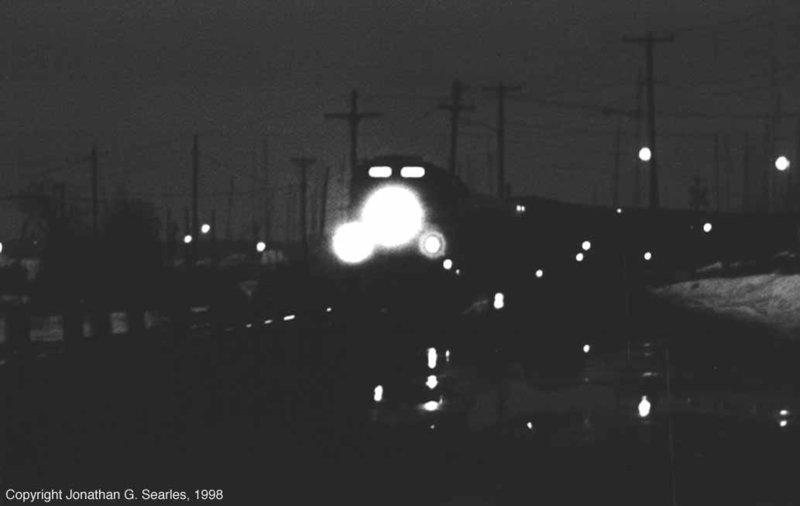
2;283;800;505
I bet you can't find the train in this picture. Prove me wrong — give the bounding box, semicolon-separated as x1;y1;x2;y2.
328;154;799;285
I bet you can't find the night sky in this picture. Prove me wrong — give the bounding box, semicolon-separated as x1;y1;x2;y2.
2;1;800;242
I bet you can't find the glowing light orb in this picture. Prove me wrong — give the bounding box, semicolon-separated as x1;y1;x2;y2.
427;347;438;370
256;241;267;252
443;258;453;270
419;231;446;258
374;385;384;402
445;350;450;362
638;147;652;162
331;221;375;264
423;400;440;412
582;240;591;251
583;344;591;354
576;252;584;262
183;234;192;244
616;208;623;214
455;269;461;276
493;292;505;310
426;375;438;390
360;185;425;248
775;156;790;172
780;409;790;417
780;419;788;428
703;222;712;233
283;314;295;321
535;269;543;278
644;251;652;261
326;307;332;313
200;223;211;234
526;422;533;430
638;395;651;418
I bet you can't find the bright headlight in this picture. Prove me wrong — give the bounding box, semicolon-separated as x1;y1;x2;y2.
331;221;375;264
360;185;425;249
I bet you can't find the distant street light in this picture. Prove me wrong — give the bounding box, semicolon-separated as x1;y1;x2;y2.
575;252;584;262
775;155;790;172
643;251;652;261
703;222;712;233
582;240;592;251
535;269;543;278
200;223;211;234
443;258;453;270
183;234;193;244
256;241;267;253
616;207;623;214
638;395;651;418
373;385;384;403
638;147;652;162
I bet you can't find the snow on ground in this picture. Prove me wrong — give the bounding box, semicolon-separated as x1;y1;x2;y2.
651;273;800;337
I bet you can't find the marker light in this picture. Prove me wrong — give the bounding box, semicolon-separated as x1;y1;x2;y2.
780;409;790;417
639;147;652;162
780;419;788;428
427;348;438;369
423;400;439;412
703;222;712;233
535;269;543;278
360;185;425;248
419;231;446;258
644;251;652;261
374;385;384;402
283;314;296;321
183;234;192;244
576;252;584;262
256;241;267;253
583;344;591;354
582;240;591;251
638;396;651;418
368;166;392;178
443;258;453;270
616;208;622;214
445;350;450;362
426;375;438;390
332;221;375;264
400;166;425;178
775;156;790;172
201;223;211;234
526;422;533;430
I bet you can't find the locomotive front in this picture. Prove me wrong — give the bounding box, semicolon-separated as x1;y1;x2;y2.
330;156;468;267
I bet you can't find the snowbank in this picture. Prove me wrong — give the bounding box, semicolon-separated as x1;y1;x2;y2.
651;273;800;337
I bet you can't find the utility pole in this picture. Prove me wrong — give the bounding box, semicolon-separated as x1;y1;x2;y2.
612;119;622;208
714;133;721;213
743;132;750;213
291;157;316;265
440;80;474;176
226;176;235;240
325;90;381;186
724;134;731;212
633;68;644;208
320;166;330;237
191;133;199;265
482;82;521;199
623;31;674;210
91;146;99;238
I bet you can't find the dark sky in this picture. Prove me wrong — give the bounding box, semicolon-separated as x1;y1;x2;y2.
2;0;800;242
